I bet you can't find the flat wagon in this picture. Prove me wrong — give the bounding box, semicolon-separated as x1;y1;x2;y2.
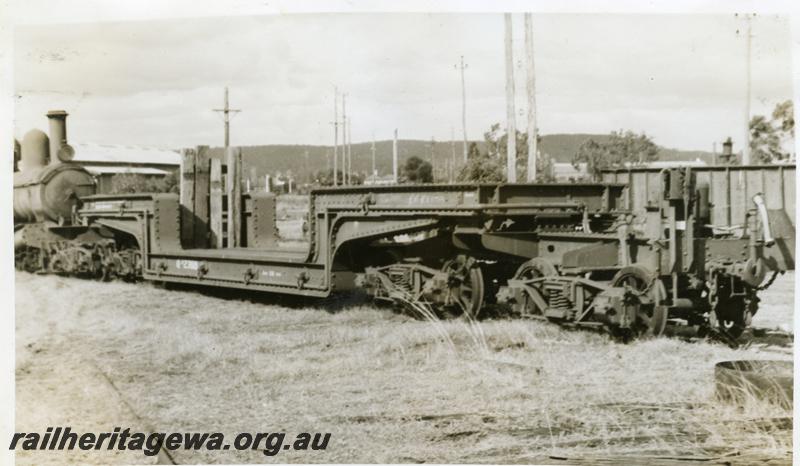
14;111;796;340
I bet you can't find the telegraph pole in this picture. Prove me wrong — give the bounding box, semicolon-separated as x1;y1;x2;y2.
298;149;311;186
213;87;241;148
326;149;331;172
713;142;717;165
742;13;753;165
333;87;339;186
430;136;436;181
341;102;346;185
347;116;352;184
524;13;538;182
455;56;469;162
504;13;517;183
450;127;456;182
371;135;377;177
392;129;399;183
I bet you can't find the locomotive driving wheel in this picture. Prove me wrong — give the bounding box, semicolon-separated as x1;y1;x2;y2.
15;246;41;273
611;265;668;338
442;255;485;319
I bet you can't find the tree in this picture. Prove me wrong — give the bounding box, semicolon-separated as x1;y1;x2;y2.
749;115;782;163
468;141;481;159
537;152;556;182
572;139;608;180
458;124;553;183
772;100;794;136
572;130;659;180
110;170;179;194
349;172;366;185
749;100;794;163
457;149;504;183
483;123;529;177
312;169;343;186
402;156;433;183
157;170;180;193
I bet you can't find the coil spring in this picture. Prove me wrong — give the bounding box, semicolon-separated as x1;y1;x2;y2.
387;266;414;293
544;283;573;319
548;290;570;310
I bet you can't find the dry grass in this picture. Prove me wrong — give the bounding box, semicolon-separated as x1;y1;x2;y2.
15;272;793;464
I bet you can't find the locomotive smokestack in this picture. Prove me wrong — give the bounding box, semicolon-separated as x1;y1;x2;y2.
46;110;74;164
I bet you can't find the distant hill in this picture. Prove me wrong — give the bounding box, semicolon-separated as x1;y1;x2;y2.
538;134;713;164
206;134;713;183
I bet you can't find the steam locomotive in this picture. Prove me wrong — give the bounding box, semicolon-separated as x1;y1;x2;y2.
14;111;140;278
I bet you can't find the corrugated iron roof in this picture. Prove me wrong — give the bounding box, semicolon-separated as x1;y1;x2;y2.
83;165;173;175
72;143;180;166
639;159;708;168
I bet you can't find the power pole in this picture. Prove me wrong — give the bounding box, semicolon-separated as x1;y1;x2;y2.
524;13;538;182
347;116;353;184
392;129;399;183
455;56;469;162
713;141;717;165
450;127;456;182
742;13;753;165
504;13;517;183
429;136;436;181
326;149;331;172
342;92;348;184
333;87;339;186
304;149;309;185
213;87;241;148
371;135;377;177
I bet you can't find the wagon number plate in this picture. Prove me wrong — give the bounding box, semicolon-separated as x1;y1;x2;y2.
175;259;200;271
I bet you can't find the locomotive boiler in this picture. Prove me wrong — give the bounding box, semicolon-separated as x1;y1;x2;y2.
13;111;94;224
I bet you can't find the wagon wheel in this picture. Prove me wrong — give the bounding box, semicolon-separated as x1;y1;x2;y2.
513;257;558;281
102;256;122;281
15;247;41;273
442;255;485;319
510;258;557;316
612;265;667;338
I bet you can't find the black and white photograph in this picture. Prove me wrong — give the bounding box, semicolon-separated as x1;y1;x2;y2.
3;1;797;464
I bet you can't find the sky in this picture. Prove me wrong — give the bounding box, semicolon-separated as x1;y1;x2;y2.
12;13;795;151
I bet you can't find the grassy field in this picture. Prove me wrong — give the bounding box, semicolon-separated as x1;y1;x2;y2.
14;269;793;465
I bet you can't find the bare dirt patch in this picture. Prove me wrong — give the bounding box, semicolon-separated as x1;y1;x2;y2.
15;272;793;464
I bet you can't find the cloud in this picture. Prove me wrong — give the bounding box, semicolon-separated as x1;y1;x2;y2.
13;13;793;151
